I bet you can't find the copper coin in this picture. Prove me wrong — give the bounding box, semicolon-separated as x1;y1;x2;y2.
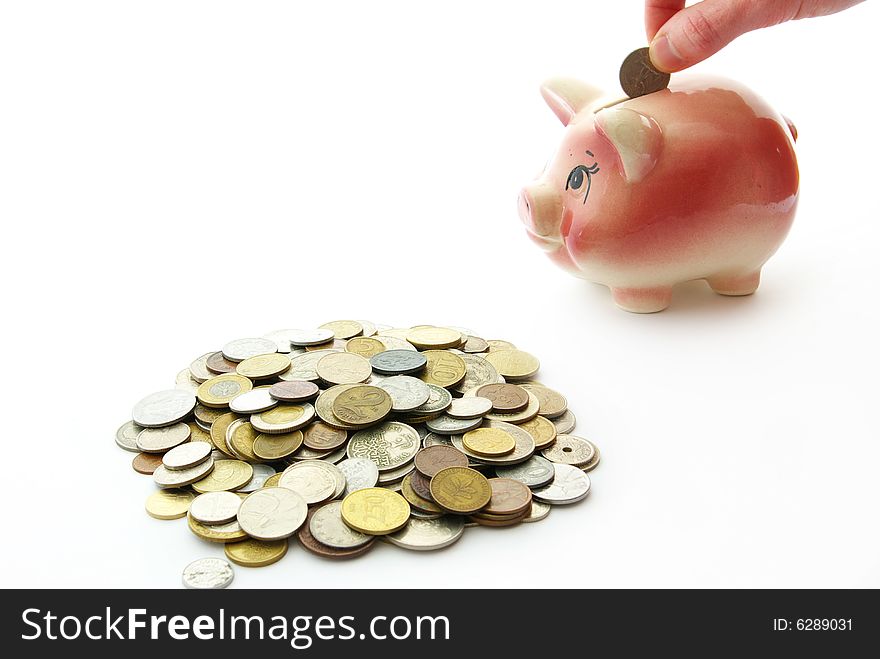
619;46;670;99
409;469;434;500
206;351;238;374
303;421;348;451
132;452;164;475
469;508;529;527
413;445;469;478
476;383;530;413
269;380;320;403
482;478;532;516
296;509;375;559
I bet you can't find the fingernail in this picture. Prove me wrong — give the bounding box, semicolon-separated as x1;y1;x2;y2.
649;34;681;72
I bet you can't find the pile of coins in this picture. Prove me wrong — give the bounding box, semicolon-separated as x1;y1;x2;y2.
116;321;600;588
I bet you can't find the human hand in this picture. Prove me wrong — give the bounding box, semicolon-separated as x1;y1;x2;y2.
645;0;865;72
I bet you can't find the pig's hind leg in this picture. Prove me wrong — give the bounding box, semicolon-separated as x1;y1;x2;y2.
610;286;674;313
706;270;761;297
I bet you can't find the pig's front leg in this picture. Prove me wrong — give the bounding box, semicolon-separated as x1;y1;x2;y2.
610;286;674;313
706;271;761;297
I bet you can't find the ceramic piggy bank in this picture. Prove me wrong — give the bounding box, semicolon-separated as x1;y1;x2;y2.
518;76;799;313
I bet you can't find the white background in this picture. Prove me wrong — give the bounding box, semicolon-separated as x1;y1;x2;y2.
1;1;877;588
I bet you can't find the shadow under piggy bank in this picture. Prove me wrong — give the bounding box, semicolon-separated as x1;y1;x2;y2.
519;75;799;314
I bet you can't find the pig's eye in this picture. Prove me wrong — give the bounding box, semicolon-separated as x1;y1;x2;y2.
566;160;600;204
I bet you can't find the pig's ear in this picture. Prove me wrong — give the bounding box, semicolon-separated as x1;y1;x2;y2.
540;78;604;126
595;107;663;184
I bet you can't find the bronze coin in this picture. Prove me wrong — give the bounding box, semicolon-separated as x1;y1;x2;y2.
476;383;530;413
482;478;532;516
469;508;530;527
132;452;164;475
302;421;348;451
296;509;375;559
409;469;434;500
619;46;670;99
206;351;238;374
413;445;469;478
269;380;320;403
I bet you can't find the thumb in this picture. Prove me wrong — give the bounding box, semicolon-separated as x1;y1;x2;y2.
649;0;784;72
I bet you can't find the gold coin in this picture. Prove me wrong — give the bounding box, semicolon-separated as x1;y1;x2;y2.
192;459;253;493
429;467;492;514
319;320;364;340
145;489;194;520
340;488;410;535
462;427;516;457
262;472;283;488
251;403;313;434
227;420;260;462
303;421;348;450
210;412;240;456
331;385;392;426
483;349;540;380
253;430;303;461
345;336;386;358
400;474;443;514
406;326;462;350
315;384;361;429
235;353;291;379
315;352;372;385
419;350;467;388
194;403;225;426
197;374;253;408
188;421;213;444
224;538;289;567
518;415;558;450
520;384;568;418
486;339;516;352
187;514;248;543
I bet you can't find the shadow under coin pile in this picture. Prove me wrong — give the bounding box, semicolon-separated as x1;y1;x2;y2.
116;321;600;589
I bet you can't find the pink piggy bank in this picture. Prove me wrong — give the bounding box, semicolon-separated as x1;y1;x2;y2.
518;76;799;313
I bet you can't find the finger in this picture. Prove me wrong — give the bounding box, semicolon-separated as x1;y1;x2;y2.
649;0;785;72
645;0;686;41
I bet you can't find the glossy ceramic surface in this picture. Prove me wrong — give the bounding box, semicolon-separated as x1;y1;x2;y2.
519;75;799;313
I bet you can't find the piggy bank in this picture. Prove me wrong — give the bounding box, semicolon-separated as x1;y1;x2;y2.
518;76;799;313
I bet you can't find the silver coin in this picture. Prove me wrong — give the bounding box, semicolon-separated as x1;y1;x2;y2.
175;370;200;394
280;350;341;382
238;464;277;493
495;455;556;488
337;458;379;496
115;420;143;452
262;329;302;353
189;491;242;525
386;516;465;551
423;432;453;448
355;320;378;337
162;441;213;470
346;421;420;471
446;396;493;419
221;337;277;363
375;336;418;352
286;328;335;346
182;558;234;590
453;353;501;395
370;350;427;375
309;501;373;549
541;434;595;466
136;422;191;453
229;388;278;414
237;487;308;540
377;375;430;412
425;415;483;435
451;420;535;466
278;461;339;504
321;446;349;464
195;418;213;433
153;456;214;488
461;336;489;353
376;460;415;484
250;403;315;434
532;463;591;505
552;410;576;434
291;445;333;460
409;509;442;520
132;389;196;428
188;352;214;383
406;384;452;416
522;500;551;523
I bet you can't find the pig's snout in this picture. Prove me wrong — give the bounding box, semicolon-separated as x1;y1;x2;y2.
519;184;563;249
